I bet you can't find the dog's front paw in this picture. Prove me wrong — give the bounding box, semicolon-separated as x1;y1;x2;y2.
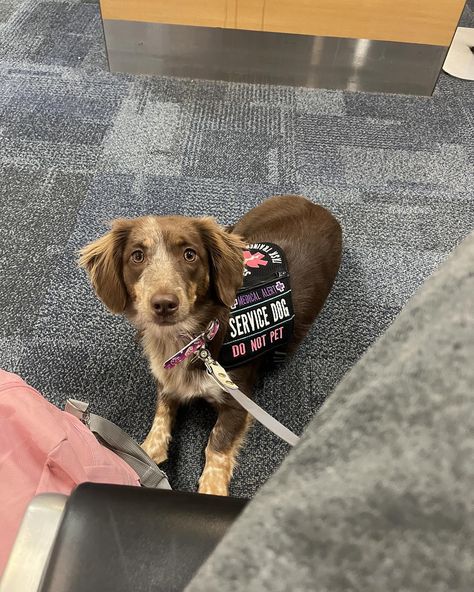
141;434;168;465
198;474;229;497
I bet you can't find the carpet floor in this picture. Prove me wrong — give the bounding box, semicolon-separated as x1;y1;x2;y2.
1;0;473;496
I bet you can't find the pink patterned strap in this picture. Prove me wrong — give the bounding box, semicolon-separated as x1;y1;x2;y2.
163;320;220;369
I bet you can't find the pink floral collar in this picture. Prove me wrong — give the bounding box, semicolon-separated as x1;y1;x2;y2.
163;319;220;370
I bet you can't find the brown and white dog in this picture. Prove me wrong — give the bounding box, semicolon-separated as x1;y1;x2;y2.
79;195;342;495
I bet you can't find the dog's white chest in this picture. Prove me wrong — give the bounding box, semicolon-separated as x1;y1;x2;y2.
142;331;224;403
153;359;224;403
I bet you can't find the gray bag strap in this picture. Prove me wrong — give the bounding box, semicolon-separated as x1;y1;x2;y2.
65;399;171;490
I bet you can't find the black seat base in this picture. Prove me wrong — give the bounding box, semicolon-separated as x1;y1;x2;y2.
39;483;247;592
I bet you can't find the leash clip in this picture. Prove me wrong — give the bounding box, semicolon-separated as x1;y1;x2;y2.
198;348;239;390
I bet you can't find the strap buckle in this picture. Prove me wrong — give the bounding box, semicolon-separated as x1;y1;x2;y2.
65;399;90;427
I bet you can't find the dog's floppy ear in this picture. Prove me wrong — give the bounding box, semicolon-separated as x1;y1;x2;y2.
198;217;244;308
78;219;132;314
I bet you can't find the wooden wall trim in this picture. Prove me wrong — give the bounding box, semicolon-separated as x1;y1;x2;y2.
100;0;466;46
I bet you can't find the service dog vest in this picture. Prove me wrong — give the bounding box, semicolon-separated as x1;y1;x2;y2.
219;243;294;369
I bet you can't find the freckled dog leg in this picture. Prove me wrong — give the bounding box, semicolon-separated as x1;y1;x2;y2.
142;394;178;464
199;404;251;496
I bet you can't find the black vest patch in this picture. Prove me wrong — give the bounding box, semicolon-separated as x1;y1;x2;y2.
219;242;294;369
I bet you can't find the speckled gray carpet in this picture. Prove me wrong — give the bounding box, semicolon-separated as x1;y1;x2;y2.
1;0;473;497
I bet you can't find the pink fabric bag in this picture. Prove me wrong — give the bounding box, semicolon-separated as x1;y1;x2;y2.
0;369;140;573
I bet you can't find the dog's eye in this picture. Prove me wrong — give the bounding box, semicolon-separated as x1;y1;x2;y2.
183;248;197;262
131;250;144;263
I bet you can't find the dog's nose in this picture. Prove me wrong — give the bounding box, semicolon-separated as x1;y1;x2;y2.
151;293;179;317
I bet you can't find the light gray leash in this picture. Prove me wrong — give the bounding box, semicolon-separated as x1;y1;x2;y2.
197;348;300;447
65;399;171;489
